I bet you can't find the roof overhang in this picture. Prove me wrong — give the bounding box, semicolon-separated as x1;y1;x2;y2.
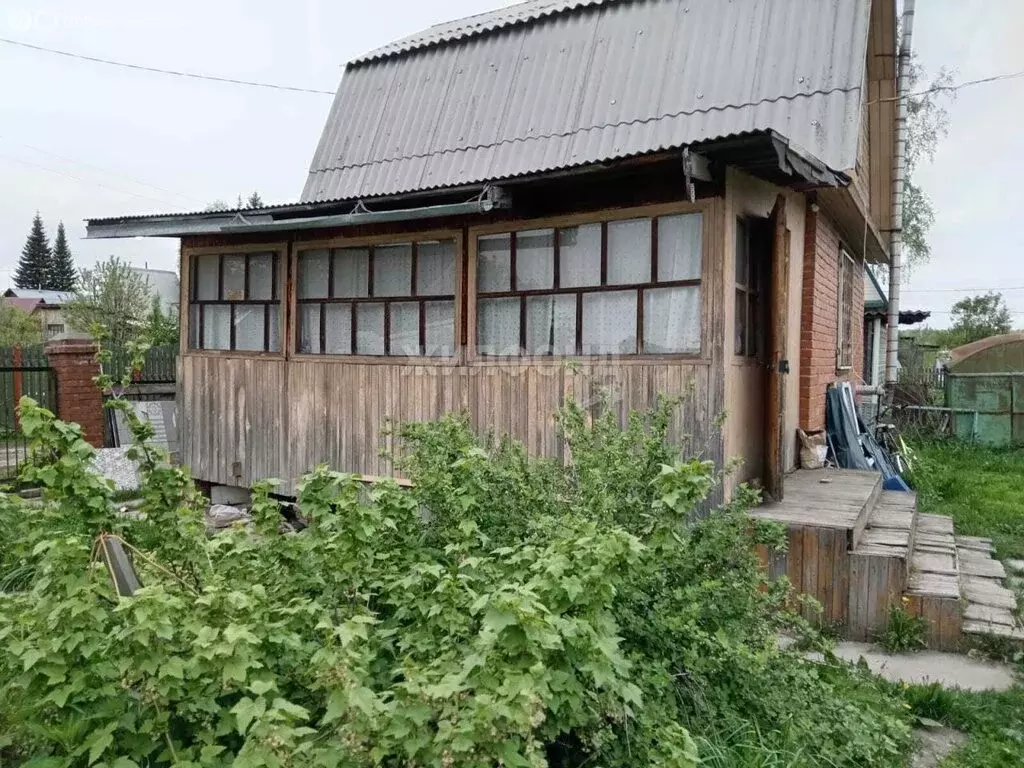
87;131;846;241
86;187;511;240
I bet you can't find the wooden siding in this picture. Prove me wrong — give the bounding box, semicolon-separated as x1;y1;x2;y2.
182;356;716;492
180;195;728;494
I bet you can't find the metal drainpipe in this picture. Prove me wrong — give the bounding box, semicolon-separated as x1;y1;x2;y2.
885;0;917;404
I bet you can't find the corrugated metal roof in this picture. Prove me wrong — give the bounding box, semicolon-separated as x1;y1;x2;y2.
303;0;870;203
353;0;613;63
3;289;75;304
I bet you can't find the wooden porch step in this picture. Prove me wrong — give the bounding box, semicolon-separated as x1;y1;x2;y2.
956;535;995;554
906;571;960;600
962;621;1024;641
961;576;1018;610
916;513;955;536
957;547;1007;579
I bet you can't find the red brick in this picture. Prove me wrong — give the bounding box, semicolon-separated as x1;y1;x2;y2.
799;206;865;431
45;341;105;447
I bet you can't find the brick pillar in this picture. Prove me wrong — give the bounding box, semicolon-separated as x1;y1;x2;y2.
45;339;106;447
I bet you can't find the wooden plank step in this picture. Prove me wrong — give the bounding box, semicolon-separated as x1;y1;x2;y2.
963;603;1017;626
957;555;1006;580
859;528;911;549
962;621;1024;640
956;535;995;553
907;571;960;599
915;532;956;548
855;544;908;558
916;514;955;535
913;551;957;575
961;576;1018;609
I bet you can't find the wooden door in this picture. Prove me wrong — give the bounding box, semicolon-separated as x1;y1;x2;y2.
765;195;790;500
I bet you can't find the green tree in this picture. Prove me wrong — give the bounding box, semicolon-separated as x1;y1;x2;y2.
0;304;42;345
949;292;1012;345
62;256;152;344
143;294;179;345
47;222;78;291
13;213;50;290
246;191;264;208
902;58;954;273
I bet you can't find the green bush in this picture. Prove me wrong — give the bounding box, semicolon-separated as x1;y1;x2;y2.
0;384;913;767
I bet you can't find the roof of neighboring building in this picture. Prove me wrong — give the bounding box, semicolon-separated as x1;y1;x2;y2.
2;289;75;306
303;0;872;202
132;267;180;310
862;268;929;325
3;297;41;313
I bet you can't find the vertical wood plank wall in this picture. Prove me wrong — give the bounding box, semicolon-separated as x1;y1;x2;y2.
182;357;717;492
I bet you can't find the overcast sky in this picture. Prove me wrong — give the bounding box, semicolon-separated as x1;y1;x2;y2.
1;0;1021;328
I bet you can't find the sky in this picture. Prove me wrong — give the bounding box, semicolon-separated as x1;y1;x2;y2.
0;0;1021;328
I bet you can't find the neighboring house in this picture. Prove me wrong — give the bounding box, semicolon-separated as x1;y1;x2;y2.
2;289;76;340
862;267;930;389
86;0;900;500
132;267;180;316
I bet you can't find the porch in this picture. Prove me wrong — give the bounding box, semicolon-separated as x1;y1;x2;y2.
751;469;1020;650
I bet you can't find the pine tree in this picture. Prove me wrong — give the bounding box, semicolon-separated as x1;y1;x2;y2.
47;222;78;291
14;213;50;290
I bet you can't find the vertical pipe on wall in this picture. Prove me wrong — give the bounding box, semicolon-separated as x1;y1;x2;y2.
885;0;917;401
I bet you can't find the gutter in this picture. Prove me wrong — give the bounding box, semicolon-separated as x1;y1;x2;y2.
885;0;916;401
86;188;510;239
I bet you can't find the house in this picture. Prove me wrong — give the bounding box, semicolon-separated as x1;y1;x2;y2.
862;267;930;411
131;267;180;317
2;289;76;339
85;0;900;501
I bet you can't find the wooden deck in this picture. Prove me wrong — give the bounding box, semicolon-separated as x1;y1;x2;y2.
751;468;881;536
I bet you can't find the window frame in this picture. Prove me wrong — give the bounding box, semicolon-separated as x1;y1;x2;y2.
733;216;769;361
289;229;464;364
467;201;710;363
836;248;856;371
181;243;288;358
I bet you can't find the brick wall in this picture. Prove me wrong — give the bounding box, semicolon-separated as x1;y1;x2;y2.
799;208;865;431
45;340;105;447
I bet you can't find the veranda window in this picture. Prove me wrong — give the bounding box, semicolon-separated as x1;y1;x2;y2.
475;213;702;356
188;251;281;352
296;239;457;356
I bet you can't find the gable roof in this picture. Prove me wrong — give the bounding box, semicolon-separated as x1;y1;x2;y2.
303;0;872;203
3;289;75;306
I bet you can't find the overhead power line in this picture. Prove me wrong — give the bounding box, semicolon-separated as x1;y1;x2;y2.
871;69;1024;103
0;37;336;96
3;34;1020;104
0;136;206;206
0;153;188;209
902;286;1024;293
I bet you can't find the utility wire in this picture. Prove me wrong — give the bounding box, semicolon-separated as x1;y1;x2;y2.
0;136;206;206
3;33;1018;104
902;286;1024;293
870;69;1024;103
0;37;336;96
0;153;188;209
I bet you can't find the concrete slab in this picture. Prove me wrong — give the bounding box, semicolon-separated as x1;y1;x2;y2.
825;642;1016;691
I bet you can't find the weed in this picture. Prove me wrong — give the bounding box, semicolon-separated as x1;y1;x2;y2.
876;599;928;653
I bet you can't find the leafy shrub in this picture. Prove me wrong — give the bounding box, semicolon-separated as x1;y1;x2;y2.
0;378;913;766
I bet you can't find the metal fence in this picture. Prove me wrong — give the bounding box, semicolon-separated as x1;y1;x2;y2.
102;343;177;383
0;345;56;480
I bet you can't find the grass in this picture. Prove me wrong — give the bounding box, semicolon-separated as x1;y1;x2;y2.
907;440;1024;559
903;438;1024;765
903;681;1024;767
